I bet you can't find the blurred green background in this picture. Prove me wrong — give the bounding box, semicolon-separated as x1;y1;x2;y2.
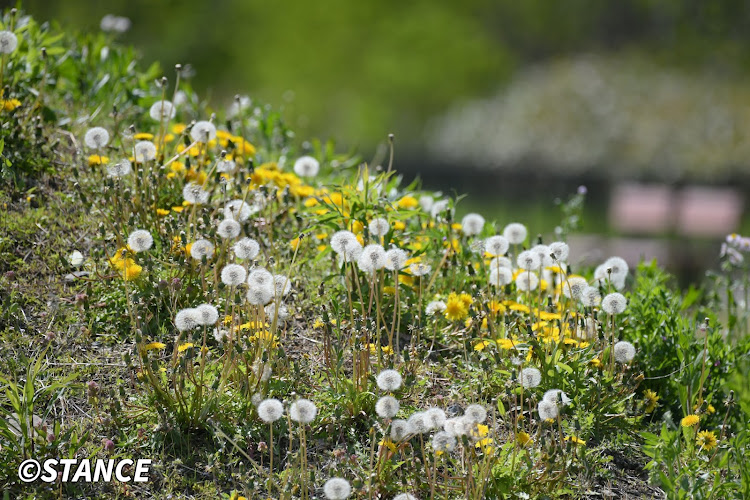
12;0;750;280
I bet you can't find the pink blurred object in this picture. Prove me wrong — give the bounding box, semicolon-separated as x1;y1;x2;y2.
609;183;673;234
676;186;742;237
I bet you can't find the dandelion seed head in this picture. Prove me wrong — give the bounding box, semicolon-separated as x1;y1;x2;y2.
358;244;386;273
293;155;320;178
331;231;358;255
190;239;215;261
461;213;485;236
580;286;601;307
431;431;457;453
517;250;541;270
385;248;408;271
531;244;554;268
409;262;431;277
390;419;412;441
561;276;588;300
134;140;157;162
549;241;570;262
248;268;273;288
289;398;317;423
614;341;636;363
224;199;254;222
84;127;110;149
369;218;390;237
264;302;289;323
464;404;487;424
543;389;571;406
216;159;236;173
424;407;447;430
257;398;284;423
323;477;351;500
0;31;19;54
375;396;400;419
489;267;512;287
407;412;429;434
537;400;558;420
100;14;131;33
484;235;509;256
149;100;176;121
520;367;542;388
183;182;209;205
175;308;200;331
213;328;228;343
190;120;217;142
376;369;403;391
106;159;132;177
393;494;419;500
221;264;247;286
419;195;434;212
246;284;274;305
601;292;627;315
515;271;539;292
430;199;451;219
489;256;513;270
425;300;446;316
196;304;219;325
503;222;527;245
127;229;153;253
217;219;241;239
604;256;629;280
234;237;260;260
274;274;292;296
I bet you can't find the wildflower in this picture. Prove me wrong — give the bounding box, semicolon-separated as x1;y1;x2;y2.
248;268;273;288
190;121;217;142
503;222;527;245
681;414;700;428
257;398;284;423
384;248;408;271
183;182;209;204
175;308;200;331
331;230;362;262
127;230;153;253
517;250;541;270
88;154;108;166
234;237;260;260
196;304;219;325
543;389;571;406
1;97;21;111
549;241;570;262
464;404;487;424
289;398;317;423
134;141;157;162
100;14;131;33
144;342;166;351
369;218;390;238
515;271;539;292
358;244;386;273
84;127;110;149
444;293;469;321
594;262;627;290
537;400;558;420
225;199;254;221
580;286;601;307
489;256;512;270
247;285;274;306
517;431;532;447
531;244;554;268
149;100;176;121
217;219;241;239
644;389;660;413
601;292;627;315
323;477;351;500
419;302;445;321
604;256;629;281
390;419;413;441
123;263;142;280
432;431;457;453
484;235;509;257
293;155;320;178
489;267;512;287
697;430;718;451
264;303;289;323
425;408;447;429
0;31;19;53
376;396;400;419
613;341;636;363
221;264;247;286
520;367;542;388
274;274;292;296
190;239;215;261
68;251;84;267
566;436;586;446
461;213;485;236
216;159;236;173
430;199;451;219
177;343;194;353
409;262;431;277
376;369;402;391
106;159;132;178
560;276;587;300
407;412;429;434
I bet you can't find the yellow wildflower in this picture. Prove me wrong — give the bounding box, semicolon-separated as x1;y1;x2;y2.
517;431;532;447
681;414;700;428
565;436;586;446
644;389;660;413
379;437;397;452
156;208;170;216
88;154;109;166
177;343;194;353
133;132;154;140
2;98;21;111
393;220;406;230
444;293;469;321
144;342;166;351
474;340;492;351
697;430;718;451
123;262;142;281
396;195;418;209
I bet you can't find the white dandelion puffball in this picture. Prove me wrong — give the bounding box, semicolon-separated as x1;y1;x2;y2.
68;251;84;267
489;256;513;270
543;389;571;406
293;155;320;178
549;241;570;262
531;244;554;268
376;369;403;391
234;237;260;260
257;398;284;423
224;199;254;222
407;412;429;434
248;268;273;288
220;264;247;286
175;308;200;331
604;256;629;280
100;14;131;33
196;304;219;325
393;494;419;500
537;400;558;420
419;195;434;212
213;328;228;343
614;341;636;363
430;199;451;220
0;31;19;53
331;230;358;255
369;218;390;237
484;235;509;256
246;285;274;306
425;407;447;430
489;267;512;287
127;230;153;253
134;140;157;162
515;271;539;292
228;95;251;117
390;419;413;441
149;100;176;121
385;248;408;271
461;213;485;236
520;367;542;388
190;239;215;261
190;120;217;142
464;404;487;424
425;300;446;316
376;396;400;419
323;477;351;500
409;262;431;277
84;127;110;149
183;182;209;205
264;303;289;323
517;250;541;270
580;286;601;307
602;292;628;315
289;398;317;423
358;244;386;273
217;219;241;239
503;222;527;245
469;239;485;254
273;274;292;296
216;159;236;173
106;159;132;178
432;431;457;453
561;276;588;300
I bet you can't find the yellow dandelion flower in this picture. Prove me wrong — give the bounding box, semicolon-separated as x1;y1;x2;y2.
707;404;715;414
474;340;492;351
538;311;562;321
123;263;142;281
459;293;473;308
508;302;531;314
177;343;194;353
2;98;21;111
697;430;718;451
290;237;301;250
517;431;532;447
681;414;700;428
644;389;660;413
170;161;186;174
88;154;109;166
144;342;166;351
396;195;419;209
444;293;469;321
393;220;406;230
133;132;154;140
156;208;170;216
382;345;394;356
565;436;586;446
590;358;603;369
378;437;397;452
496;338;518;350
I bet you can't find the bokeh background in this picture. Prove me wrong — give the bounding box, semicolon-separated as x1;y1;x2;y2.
15;0;750;282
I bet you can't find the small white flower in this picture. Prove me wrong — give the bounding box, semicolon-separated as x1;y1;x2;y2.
369;218;390;237
520;367;542;388
323;477;351;500
358;244;386;273
515;271;539;292
293;155;320;178
376;369;402;391
190;239;215;261
257;398;284;423
0;31;19;54
84;127;110;149
385;248;408;271
106;159;132;178
461;213;485;236
426;300;446;316
537;400;558;420
175;308;200;331
221;264;247;286
134;141;157;162
217;219;241;239
190;121;217;142
196;304;219;325
289;398;317;423
503;223;527;245
375;396;400;419
390;419;413;441
614;341;636;363
489;267;512;287
234;237;260;260
484;235;509;257
601;293;627;315
127;230;153;253
149;100;176;121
